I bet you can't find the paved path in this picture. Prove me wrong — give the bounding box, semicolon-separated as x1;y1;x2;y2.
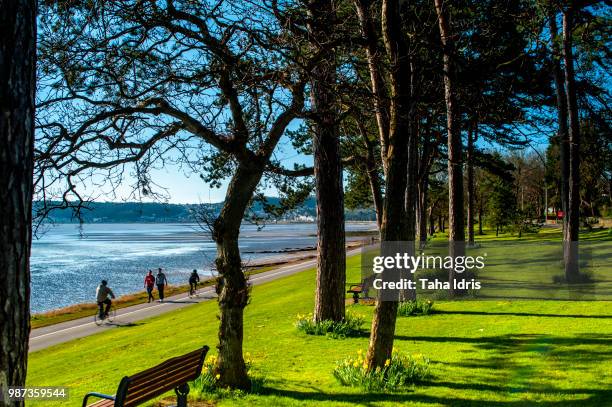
29;248;362;352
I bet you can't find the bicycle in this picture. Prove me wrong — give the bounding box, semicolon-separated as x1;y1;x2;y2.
94;304;116;326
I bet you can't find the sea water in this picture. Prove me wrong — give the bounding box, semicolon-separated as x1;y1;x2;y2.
31;222;375;313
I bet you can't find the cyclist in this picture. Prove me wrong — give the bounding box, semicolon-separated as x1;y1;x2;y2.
189;269;200;296
96;280;115;319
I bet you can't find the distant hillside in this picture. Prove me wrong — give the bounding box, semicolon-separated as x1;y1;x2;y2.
35;198;376;223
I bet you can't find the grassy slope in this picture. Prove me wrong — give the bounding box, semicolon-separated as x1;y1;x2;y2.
27;230;612;406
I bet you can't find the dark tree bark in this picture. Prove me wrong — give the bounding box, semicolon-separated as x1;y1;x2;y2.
417;177;429;244
478;201;484;235
0;0;36;403
366;0;414;370
466;124;476;246
358;121;384;230
562;7;580;282
549;10;570;232
307;0;346;323
417;117;435;245
213;164;263;390
434;0;466;295
354;0;390;174
428;206;436;236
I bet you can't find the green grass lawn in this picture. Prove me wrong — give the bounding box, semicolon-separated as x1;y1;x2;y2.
27;229;612;406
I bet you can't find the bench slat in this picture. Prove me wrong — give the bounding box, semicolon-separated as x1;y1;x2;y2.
124;369;200;407
128;354;201;387
125;358;201;397
87;399;115;407
127;349;202;383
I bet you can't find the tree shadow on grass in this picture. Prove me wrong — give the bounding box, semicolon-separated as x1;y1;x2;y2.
420;380;612;406
434;310;612;319
396;333;612;374
110;322;143;328
255;386;610;406
394;333;612;346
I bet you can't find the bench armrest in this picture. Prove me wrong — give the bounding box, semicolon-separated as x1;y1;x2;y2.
82;392;115;407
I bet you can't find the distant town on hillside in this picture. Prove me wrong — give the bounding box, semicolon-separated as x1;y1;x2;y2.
34;197;377;223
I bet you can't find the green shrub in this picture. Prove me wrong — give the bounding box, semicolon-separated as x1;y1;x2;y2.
552;271;595;284
189;353;261;398
295;311;365;338
397;299;434;316
333;349;431;391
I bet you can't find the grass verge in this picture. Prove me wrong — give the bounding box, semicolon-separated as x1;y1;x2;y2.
27;230;612;406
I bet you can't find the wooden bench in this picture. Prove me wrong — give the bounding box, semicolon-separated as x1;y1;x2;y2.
347;275;376;303
82;345;209;407
347;284;365;303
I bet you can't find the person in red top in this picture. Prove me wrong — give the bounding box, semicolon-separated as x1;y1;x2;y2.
144;270;155;303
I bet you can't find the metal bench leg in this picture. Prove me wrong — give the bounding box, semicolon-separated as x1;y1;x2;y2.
175;383;190;407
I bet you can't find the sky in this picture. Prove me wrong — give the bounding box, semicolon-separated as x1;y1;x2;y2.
86;129;314;204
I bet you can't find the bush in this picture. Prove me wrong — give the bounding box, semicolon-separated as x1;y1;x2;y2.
397;299;434;316
552;271;595;284
295;311;365;338
189;353;261;398
333;349;431;391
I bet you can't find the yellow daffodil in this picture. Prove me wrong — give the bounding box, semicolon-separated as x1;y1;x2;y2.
353;361;359;368
384;359;391;367
215;374;221;380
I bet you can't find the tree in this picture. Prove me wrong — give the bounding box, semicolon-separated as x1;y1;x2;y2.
354;0;416;370
433;0;466;294
483;158;517;236
0;0;36;403
36;1;309;389
562;4;581;282
548;6;570;233
306;0;347;323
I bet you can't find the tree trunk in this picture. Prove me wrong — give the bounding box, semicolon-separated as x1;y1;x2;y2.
417;178;429;245
307;0;346;322
549;10;570;234
0;1;36;404
354;0;390;174
434;0;466;295
417;117;434;246
428;206;435;236
401;64;418;302
366;0;414;370
213;164;263;390
562;8;580;282
467;124;475;246
478;202;484;235
358;120;383;230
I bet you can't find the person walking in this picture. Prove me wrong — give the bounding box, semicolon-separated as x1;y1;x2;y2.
144;270;155;303
189;269;200;296
156;268;168;302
